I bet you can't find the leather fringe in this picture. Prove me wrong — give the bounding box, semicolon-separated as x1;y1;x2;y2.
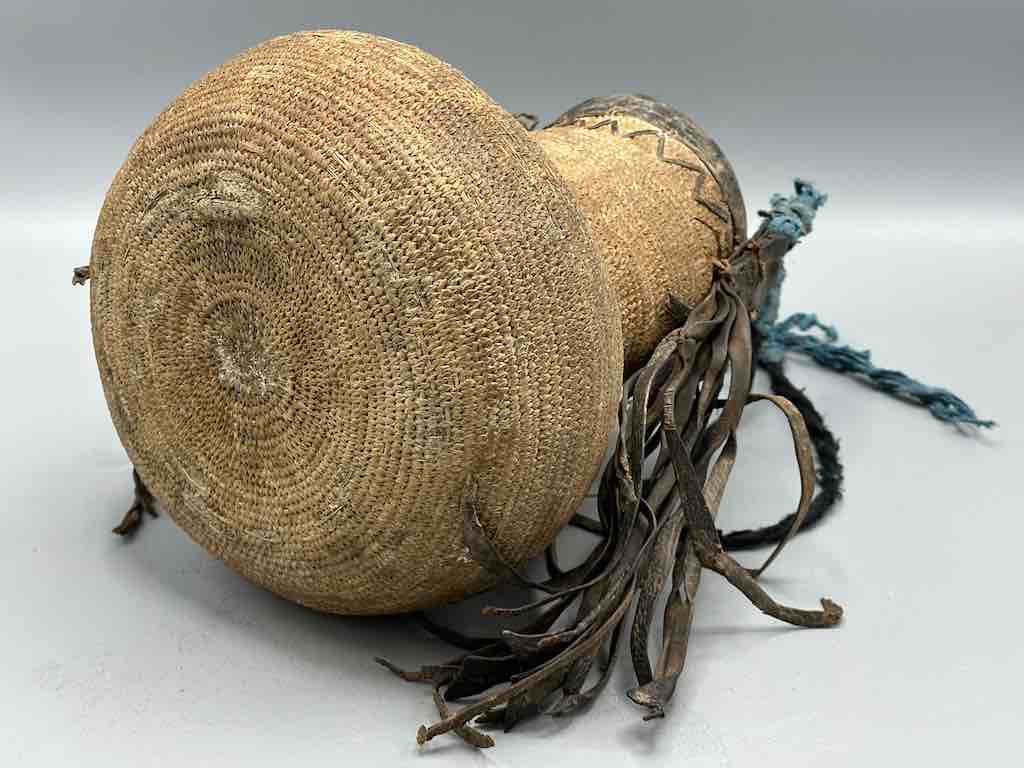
381;242;843;748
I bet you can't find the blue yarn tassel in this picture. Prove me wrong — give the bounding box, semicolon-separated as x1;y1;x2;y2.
754;180;994;429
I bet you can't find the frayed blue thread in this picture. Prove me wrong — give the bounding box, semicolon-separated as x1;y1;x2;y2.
758;179;827;327
763;178;828;244
754;180;993;429
758;314;995;428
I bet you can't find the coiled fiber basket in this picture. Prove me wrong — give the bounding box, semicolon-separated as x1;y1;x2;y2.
87;31;750;615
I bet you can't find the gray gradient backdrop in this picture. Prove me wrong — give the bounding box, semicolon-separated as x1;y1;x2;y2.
2;1;1021;766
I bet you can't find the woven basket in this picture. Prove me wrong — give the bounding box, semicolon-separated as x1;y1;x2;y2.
88;30;767;618
88;31;623;614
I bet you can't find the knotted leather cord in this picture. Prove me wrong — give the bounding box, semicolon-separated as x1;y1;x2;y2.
110;468;160;536
380;227;843;747
513;112;539;131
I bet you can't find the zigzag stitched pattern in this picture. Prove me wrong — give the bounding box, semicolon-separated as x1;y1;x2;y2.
582;118;731;225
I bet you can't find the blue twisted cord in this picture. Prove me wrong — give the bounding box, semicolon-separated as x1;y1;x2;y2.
754;180;993;429
758;313;995;428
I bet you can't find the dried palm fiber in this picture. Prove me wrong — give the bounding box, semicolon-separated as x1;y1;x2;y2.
84;30;624;615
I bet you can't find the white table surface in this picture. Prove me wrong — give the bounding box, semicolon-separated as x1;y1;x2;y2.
1;203;1020;766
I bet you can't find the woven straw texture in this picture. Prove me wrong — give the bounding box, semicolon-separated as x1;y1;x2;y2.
88;31;622;615
532;98;746;372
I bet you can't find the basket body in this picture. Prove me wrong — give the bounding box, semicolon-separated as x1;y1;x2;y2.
89;31;621;614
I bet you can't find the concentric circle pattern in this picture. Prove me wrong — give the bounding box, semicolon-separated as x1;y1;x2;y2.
89;31;622;614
